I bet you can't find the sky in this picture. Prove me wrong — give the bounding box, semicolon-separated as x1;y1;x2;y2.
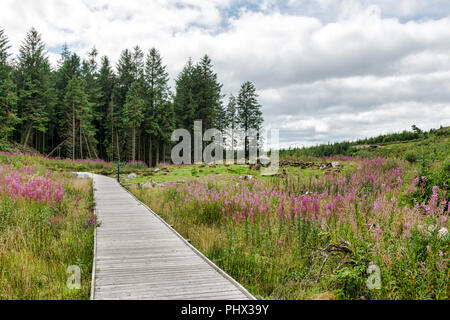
1;0;450;148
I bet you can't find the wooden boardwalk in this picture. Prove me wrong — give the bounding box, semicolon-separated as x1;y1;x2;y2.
76;173;255;300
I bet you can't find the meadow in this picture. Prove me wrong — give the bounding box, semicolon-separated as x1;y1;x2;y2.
0;154;96;299
130;156;449;300
0;133;448;300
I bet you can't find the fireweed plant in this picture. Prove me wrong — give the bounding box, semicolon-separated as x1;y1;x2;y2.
131;157;449;300
0;163;95;299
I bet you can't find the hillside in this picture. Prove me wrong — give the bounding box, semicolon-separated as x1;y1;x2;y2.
280;126;450;163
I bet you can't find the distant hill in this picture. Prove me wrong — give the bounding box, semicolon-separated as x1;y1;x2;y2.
280;126;450;162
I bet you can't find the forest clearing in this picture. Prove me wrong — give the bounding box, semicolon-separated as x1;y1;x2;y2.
0;1;449;304
0;127;448;299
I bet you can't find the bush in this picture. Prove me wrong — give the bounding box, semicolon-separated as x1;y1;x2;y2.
404;151;418;163
124;160;148;170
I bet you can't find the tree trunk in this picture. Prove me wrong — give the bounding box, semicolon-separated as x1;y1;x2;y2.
111;100;115;162
80;124;83;160
148;136;152;167
132;124;136;161
22;124;32;147
72;108;75;160
232;129;235;164
116;130;120;163
83;131;93;159
155;141;159;165
162;143;166;163
143;136;146;165
111;124;114;162
48;139;68;157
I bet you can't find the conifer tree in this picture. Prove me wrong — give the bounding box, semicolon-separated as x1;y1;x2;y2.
123;80;145;161
0;28;265;162
236;81;263;157
16;28;52;148
0;28;18;146
193;55;224;132
98;56;116;161
81;47;102;157
224;94;238;151
63;76;90;160
116;49;135;108
144;48;171;165
174;58;196;132
0;28;10;67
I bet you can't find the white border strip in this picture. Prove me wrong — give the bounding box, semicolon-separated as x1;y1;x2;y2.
90;174;98;300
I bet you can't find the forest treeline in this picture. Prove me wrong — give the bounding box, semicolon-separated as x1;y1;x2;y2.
279;125;449;158
0;27;264;165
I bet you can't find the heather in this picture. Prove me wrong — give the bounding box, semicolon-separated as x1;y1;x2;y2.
131;157;449;299
0;151;149;176
0;162;95;299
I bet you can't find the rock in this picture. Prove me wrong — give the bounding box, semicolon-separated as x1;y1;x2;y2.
332;161;341;168
438;227;448;239
258;155;271;166
128;173;137;179
250;164;261;171
154;168;160;173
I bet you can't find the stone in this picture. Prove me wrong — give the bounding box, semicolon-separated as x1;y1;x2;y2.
332;161;341;168
258;156;271;166
438;227;448;239
128;173;137;179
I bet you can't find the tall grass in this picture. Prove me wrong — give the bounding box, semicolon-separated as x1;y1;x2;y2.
130;157;449;300
0;164;95;299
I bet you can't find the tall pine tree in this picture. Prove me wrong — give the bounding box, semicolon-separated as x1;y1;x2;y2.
236;81;263;158
144;48;172;165
98;56;117;161
0;28;18;147
16;28;52;149
63;76;91;160
123;80;145;161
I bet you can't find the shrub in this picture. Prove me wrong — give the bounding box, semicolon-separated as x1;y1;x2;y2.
404;151;418;163
124;160;148;169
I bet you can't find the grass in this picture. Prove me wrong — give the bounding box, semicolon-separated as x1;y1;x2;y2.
0;133;448;300
0;160;96;299
371;134;450;163
129;157;449;300
124;163;263;184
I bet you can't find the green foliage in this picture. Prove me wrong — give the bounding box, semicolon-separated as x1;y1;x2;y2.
63;76;94;159
123;80;145;161
16;28;53;148
280;126;449;160
0;74;18;144
404;151;418;163
0;158;95;299
0;27;267;167
237;81;263;134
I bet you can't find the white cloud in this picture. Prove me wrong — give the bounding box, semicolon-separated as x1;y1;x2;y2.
0;0;449;146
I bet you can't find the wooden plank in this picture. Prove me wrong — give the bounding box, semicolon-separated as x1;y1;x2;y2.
76;173;255;300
